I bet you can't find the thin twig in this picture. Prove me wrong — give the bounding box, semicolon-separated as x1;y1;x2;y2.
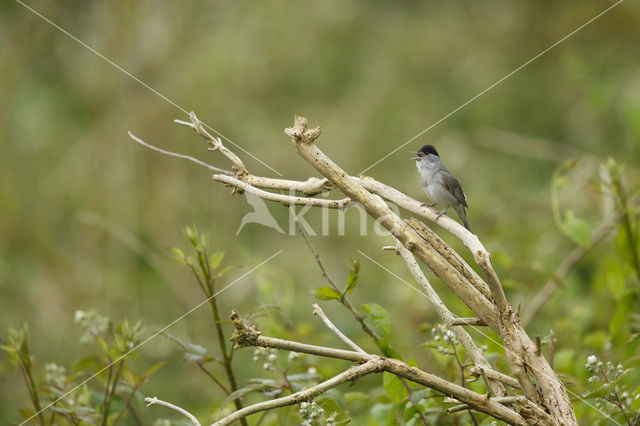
450;318;487;326
312;304;366;354
196;363;231;395
145;396;201;426
128;131;232;175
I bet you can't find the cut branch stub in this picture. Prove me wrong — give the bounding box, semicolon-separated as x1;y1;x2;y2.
284;115;321;144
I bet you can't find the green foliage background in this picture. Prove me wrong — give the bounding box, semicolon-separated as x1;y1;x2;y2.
1;1;640;424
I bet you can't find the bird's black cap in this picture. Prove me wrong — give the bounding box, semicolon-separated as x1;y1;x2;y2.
418;144;439;157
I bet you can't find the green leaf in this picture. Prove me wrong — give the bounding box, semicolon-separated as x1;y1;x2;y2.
213;264;235;280
324;389;346;409
222;384;263;407
383;372;408;403
94;336;110;355
409;389;430;406
562;210;592;247
171;247;186;264
362;303;392;346
314;286;342;300
210;251;225;270
345;259;360;294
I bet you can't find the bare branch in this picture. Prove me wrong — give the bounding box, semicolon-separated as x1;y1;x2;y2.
145;396;201;426
469;367;520;390
128;131;232;175
231;310;366;363
210;360;381;426
245;175;330;195
214;174;350;208
450;318;487;326
312;304;366;354
175;113;249;176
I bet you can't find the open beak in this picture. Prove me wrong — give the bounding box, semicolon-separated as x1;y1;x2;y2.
410;151;421;160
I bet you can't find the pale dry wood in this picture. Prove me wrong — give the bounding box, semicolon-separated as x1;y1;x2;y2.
450;318;487;326
145;396;201;426
213;174;350;208
175;113;248;176
394;241;507;398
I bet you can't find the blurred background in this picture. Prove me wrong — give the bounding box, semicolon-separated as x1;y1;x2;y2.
1;1;639;424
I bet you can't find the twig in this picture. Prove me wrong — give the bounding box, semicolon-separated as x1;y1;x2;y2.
215;174;349;208
128;131;232;175
450;318;487;326
178;112;249;176
100;363;114;426
312;304;366;354
469;366;520;390
145;396;201;426
231;310;366;362
196;363;231;395
245;175;330;195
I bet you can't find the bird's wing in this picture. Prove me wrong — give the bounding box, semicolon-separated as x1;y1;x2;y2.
441;171;468;208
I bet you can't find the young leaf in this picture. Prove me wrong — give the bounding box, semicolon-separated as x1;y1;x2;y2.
314;286;342;300
170;247;186;264
210;251;225;270
362;303;392;346
345;259;360;294
383;372;408;403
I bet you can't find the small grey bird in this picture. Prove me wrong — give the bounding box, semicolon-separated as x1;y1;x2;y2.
411;144;472;232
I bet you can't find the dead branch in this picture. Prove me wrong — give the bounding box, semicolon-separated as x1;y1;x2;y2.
230;310;526;425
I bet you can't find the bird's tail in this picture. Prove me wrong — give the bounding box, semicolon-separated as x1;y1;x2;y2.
456;205;473;233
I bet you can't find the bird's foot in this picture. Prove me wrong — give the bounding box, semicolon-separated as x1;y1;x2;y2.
435;209;447;221
421;202;437;208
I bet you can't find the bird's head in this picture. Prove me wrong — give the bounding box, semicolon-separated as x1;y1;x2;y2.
410;144;439;160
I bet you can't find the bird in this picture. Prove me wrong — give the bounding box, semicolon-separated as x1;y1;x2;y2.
411;144;472;232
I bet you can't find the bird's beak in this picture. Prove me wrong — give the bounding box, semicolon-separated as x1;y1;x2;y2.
410;152;421;160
